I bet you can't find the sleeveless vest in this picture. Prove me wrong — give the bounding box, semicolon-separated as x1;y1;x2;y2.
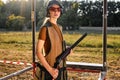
45;24;63;67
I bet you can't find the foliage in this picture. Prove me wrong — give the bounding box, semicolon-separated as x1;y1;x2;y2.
36;0;46;27
108;1;120;26
0;0;6;28
78;1;103;26
6;14;25;30
0;0;4;6
59;1;80;30
0;0;31;29
0;0;120;31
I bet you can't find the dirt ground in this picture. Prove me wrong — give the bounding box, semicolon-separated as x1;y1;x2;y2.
0;49;120;80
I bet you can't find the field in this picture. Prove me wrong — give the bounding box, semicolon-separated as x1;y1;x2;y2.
0;31;120;80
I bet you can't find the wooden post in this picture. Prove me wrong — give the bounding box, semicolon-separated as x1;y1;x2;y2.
31;0;36;75
103;0;107;71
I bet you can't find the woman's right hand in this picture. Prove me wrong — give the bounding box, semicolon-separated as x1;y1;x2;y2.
49;67;59;79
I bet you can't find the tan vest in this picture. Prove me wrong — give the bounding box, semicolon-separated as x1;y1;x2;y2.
45;25;63;67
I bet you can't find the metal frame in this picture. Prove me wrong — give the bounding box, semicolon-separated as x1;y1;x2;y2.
66;0;107;80
0;66;33;80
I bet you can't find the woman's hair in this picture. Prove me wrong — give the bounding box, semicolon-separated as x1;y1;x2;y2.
41;17;50;27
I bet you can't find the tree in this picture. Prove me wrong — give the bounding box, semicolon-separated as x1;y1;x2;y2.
6;14;25;31
0;0;6;28
107;1;117;26
59;1;80;30
113;2;120;26
36;0;46;28
1;0;120;31
78;1;103;27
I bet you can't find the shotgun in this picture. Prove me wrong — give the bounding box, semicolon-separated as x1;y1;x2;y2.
54;32;87;68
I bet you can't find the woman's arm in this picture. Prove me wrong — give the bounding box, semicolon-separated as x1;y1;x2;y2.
36;40;58;79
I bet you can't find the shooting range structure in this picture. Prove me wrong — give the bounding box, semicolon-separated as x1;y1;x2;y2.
66;0;107;80
0;0;107;80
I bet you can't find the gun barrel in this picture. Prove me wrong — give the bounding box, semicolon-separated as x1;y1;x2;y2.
54;33;87;68
70;33;87;49
61;33;87;59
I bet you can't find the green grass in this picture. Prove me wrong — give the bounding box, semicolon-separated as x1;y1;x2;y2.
0;32;32;50
0;32;120;51
0;32;120;79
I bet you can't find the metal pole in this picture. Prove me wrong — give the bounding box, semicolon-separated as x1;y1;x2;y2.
103;0;107;71
31;0;36;74
0;66;33;80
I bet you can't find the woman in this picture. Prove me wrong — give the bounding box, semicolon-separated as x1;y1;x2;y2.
35;0;67;80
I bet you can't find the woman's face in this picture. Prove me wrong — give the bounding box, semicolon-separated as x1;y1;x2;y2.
49;4;61;19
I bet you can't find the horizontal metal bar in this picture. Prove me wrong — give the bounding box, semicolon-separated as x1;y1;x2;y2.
0;66;33;80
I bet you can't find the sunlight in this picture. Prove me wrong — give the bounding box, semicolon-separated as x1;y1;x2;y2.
2;0;7;3
2;0;28;3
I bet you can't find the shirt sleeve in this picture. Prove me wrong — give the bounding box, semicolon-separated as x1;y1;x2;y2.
38;26;47;41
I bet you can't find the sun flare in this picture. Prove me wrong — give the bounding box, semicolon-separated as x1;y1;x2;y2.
2;0;28;3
